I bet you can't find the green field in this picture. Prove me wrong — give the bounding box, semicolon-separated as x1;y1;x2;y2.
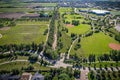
59;7;72;14
64;14;91;35
0;61;50;71
0;21;49;45
70;32;119;57
64;14;87;23
0;8;35;13
111;11;120;15
66;24;91;35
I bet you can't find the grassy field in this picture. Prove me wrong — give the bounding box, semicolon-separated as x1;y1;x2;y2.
0;8;35;13
66;24;91;35
0;21;49;45
0;61;50;71
59;7;73;14
64;14;91;35
111;11;120;15
64;14;87;23
38;3;57;7
70;32;119;57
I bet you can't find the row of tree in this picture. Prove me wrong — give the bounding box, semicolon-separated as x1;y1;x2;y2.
44;7;59;60
0;42;43;53
44;67;80;80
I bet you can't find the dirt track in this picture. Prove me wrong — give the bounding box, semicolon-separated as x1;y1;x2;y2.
109;43;120;50
0;12;25;19
66;24;74;27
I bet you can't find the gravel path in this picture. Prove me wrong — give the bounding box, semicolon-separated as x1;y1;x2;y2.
0;34;2;38
67;38;79;59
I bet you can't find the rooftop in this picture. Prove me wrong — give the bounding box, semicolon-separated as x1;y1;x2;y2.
91;10;110;14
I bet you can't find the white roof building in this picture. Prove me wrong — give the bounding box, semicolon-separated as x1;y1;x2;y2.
91;10;110;15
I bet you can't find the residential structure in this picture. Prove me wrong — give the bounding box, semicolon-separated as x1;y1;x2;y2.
20;73;32;80
32;72;44;80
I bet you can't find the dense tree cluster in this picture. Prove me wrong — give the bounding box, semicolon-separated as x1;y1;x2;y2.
85;31;93;37
71;33;77;41
89;70;120;80
44;67;80;80
72;20;79;26
0;18;16;28
74;43;81;50
98;50;120;62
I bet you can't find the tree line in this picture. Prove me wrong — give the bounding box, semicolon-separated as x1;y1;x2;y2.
0;18;16;28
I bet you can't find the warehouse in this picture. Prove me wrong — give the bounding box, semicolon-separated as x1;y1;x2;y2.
90;10;110;15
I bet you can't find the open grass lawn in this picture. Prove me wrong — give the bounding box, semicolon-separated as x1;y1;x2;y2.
70;32;119;57
64;14;91;35
66;24;91;35
0;61;50;71
38;3;57;7
59;7;73;14
64;14;84;19
64;14;87;23
0;21;49;45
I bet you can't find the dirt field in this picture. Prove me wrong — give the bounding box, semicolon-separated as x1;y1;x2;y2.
0;12;25;19
109;43;120;50
66;24;74;27
0;27;10;30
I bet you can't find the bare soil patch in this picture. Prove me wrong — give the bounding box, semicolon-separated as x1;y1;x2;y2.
0;27;10;30
66;24;74;27
0;12;25;19
109;43;120;50
80;69;89;80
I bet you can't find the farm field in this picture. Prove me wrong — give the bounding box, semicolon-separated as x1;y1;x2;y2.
0;8;35;13
70;32;119;57
0;2;57;7
0;21;49;45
